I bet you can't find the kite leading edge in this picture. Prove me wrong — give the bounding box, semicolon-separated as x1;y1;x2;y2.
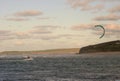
94;25;105;39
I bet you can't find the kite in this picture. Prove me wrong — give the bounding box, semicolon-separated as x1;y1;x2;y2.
95;25;105;39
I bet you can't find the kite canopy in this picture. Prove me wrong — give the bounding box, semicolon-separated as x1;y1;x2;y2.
94;25;105;39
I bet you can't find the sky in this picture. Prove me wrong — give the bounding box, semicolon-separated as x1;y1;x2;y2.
0;0;120;51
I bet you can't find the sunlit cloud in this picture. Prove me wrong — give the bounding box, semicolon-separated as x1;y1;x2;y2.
71;23;120;31
93;24;120;38
71;23;120;37
81;4;104;11
0;30;12;36
105;24;120;31
67;0;104;11
0;30;14;40
15;32;31;39
30;25;59;34
67;0;120;12
71;24;94;30
109;5;120;13
14;10;43;17
14;41;25;46
0;25;57;40
94;14;120;21
34;34;83;40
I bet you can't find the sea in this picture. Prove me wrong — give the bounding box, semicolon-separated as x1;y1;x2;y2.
0;53;120;81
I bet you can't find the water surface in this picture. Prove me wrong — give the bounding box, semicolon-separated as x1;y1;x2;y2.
0;53;120;81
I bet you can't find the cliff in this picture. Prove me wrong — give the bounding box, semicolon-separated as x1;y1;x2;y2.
79;40;120;54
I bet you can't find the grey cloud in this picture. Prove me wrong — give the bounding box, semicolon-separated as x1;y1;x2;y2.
37;17;50;20
40;36;60;40
34;25;60;29
30;29;52;34
6;17;29;21
29;34;61;40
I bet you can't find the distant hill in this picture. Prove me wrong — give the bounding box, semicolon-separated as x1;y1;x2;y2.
79;40;120;54
0;48;80;55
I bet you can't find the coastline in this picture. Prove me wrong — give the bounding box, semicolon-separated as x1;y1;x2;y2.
79;51;120;55
0;48;80;55
0;51;120;58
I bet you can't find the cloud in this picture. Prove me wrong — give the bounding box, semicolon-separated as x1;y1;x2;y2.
14;10;43;17
71;24;94;30
0;30;14;40
81;4;104;11
0;31;31;40
67;0;120;12
14;25;59;39
10;25;60;40
109;5;120;13
29;25;58;34
40;35;61;40
6;17;29;21
67;0;104;11
105;24;120;31
67;0;93;8
0;36;14;40
35;34;81;40
71;23;120;38
0;30;12;36
34;25;60;29
92;24;120;37
0;25;62;41
30;29;52;34
71;23;120;31
94;14;120;21
15;32;31;39
30;25;60;34
37;17;50;20
14;41;24;46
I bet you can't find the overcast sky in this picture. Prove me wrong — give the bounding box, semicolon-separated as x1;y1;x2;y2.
0;0;120;51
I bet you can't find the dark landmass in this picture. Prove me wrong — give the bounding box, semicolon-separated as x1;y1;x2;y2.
0;48;80;55
79;40;120;54
1;40;120;55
